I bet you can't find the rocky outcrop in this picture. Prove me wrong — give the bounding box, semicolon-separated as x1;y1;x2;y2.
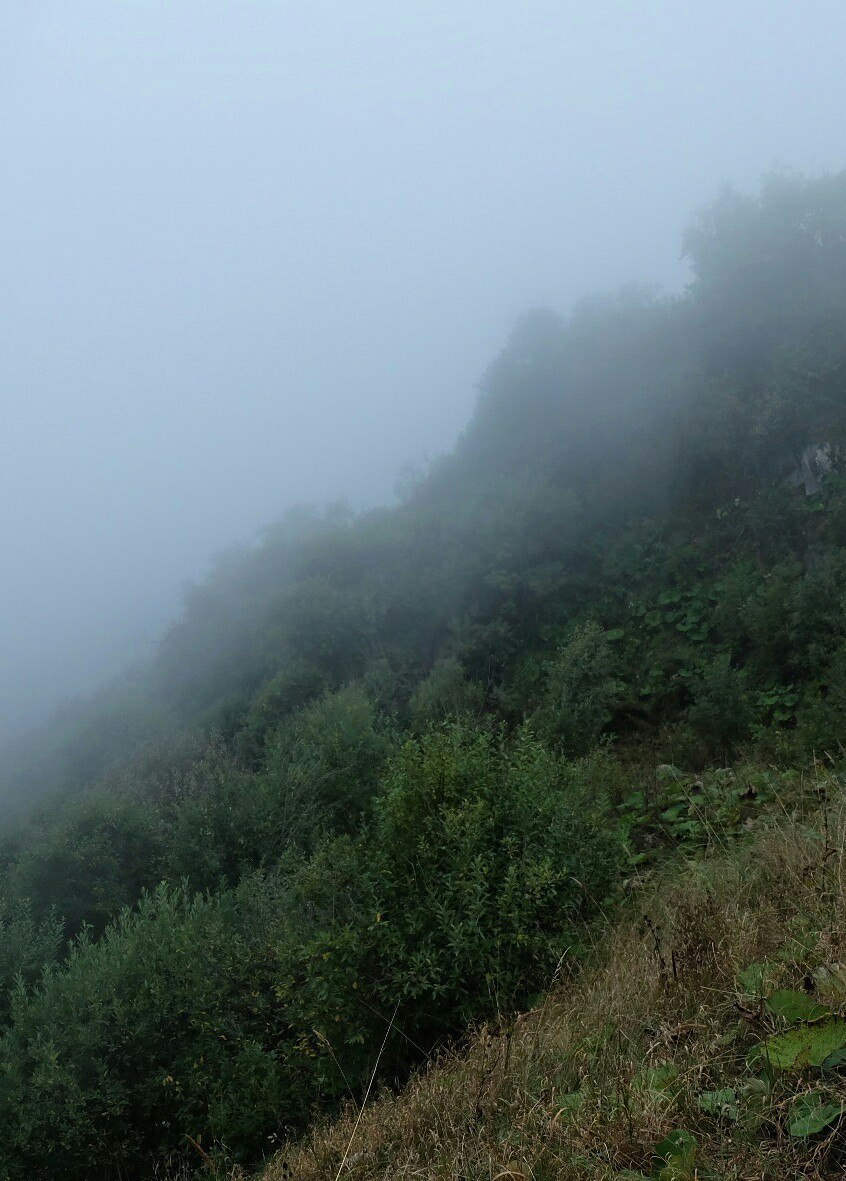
782;442;838;495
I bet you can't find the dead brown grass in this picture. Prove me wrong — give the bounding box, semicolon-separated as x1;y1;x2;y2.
259;775;846;1180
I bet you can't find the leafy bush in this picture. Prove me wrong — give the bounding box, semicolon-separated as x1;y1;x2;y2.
794;639;846;757
0;880;294;1178
686;654;753;757
258;683;396;839
367;726;621;1033
408;657;485;731
531;622;626;755
158;758;265;891
0;899;63;1026
5;791;163;935
0;727;621;1179
234;660;326;767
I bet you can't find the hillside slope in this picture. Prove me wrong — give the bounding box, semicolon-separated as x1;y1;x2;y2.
0;170;845;1178
268;773;846;1181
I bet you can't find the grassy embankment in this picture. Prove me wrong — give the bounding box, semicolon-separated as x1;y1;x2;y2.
267;766;846;1181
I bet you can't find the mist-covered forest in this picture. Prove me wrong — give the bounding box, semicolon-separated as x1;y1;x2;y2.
1;171;846;1177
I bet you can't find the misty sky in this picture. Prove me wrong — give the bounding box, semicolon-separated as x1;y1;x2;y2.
1;0;845;740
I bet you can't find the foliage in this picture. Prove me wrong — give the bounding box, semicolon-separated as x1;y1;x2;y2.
0;899;63;1026
366;726;622;1032
259;683;395;836
531;622;626;755
0;880;296;1178
0;727;619;1178
3;791;163;935
270;779;846;1181
407;657;485;731
686;654;752;757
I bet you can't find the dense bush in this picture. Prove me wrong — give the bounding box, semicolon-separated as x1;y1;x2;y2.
3;791;163;935
531;622;626;754
0;899;62;1025
258;683;395;837
0;727;619;1178
0;880;295;1178
686;654;753;757
366;726;621;1030
407;657;485;731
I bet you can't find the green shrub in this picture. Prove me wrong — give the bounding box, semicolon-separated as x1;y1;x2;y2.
160;761;265;891
793;639;846;757
271;725;624;1096
367;725;622;1033
687;654;753;757
532;622;626;755
163;685;397;889
6;791;163;935
234;660;326;766
408;657;485;731
259;683;395;840
0;900;63;1026
0;726;621;1179
0;880;295;1178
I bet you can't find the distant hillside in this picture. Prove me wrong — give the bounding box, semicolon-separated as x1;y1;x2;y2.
1;170;846;1179
4;172;846;813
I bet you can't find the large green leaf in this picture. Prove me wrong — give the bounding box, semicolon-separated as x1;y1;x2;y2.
697;1087;739;1120
646;1063;680;1095
765;989;831;1023
737;961;777;997
787;1094;844;1138
653;1129;696;1180
765;1019;846;1069
822;1048;846;1075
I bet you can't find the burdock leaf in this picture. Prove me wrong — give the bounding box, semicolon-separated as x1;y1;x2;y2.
788;1094;844;1138
765;1019;846;1069
765;989;830;1023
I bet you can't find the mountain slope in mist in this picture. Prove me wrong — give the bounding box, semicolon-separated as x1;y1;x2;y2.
1;171;846;1178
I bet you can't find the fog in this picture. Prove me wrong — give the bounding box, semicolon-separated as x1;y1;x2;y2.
0;0;844;742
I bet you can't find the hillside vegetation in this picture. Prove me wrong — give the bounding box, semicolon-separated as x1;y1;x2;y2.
269;770;846;1181
1;170;846;1178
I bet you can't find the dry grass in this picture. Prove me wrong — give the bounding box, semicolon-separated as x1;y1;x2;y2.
260;778;846;1180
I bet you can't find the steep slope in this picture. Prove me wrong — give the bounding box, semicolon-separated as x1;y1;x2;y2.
269;771;846;1181
0;170;845;1178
